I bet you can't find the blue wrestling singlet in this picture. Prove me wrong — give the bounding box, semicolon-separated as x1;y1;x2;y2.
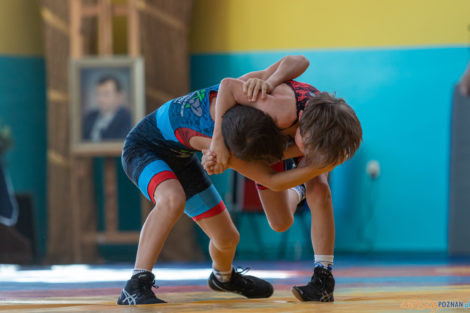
121;84;225;221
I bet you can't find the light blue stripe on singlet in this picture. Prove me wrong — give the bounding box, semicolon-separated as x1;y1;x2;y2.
184;184;222;218
156;101;178;143
138;160;173;200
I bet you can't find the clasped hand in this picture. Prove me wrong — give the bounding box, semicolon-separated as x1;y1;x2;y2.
243;78;273;102
202;149;222;175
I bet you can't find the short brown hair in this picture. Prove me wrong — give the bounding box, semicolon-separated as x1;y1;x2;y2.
299;92;362;166
222;105;288;164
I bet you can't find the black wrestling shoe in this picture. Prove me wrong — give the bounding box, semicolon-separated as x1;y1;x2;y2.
291;266;335;302
117;272;166;305
208;268;273;298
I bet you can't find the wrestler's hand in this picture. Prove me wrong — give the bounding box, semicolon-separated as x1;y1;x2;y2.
202;149;217;175
243;78;273;102
209;140;230;174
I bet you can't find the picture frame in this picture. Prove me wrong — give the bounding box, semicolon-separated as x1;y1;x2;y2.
69;57;145;156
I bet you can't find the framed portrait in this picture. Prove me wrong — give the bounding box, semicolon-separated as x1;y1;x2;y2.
69;57;145;155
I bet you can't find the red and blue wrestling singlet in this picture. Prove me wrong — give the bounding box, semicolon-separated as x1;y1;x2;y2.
121;85;226;221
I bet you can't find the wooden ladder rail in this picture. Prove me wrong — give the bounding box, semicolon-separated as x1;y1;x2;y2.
69;0;142;262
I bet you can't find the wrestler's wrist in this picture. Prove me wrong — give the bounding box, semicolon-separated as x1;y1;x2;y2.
265;77;277;90
211;135;225;148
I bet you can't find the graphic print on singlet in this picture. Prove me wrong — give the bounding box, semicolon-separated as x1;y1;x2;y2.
156;84;219;153
177;89;206;117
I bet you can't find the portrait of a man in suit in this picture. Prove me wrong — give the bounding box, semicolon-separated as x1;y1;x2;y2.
82;75;132;142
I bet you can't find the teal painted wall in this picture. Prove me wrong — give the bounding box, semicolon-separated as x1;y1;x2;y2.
190;46;469;253
1;47;461;260
0;55;47;257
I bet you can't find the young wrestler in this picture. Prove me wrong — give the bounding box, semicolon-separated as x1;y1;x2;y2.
205;66;362;302
117;55;332;305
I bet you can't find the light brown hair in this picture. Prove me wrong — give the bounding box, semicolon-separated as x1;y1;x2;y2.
299;92;362;166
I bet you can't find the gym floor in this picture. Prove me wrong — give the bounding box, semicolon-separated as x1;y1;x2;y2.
1;256;469;312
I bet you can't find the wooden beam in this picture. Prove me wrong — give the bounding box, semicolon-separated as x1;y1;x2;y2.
98;0;113;55
69;0;85;263
84;231;141;244
47;88;69;103
113;4;129;16
47;150;70;169
41;7;69;36
137;0;187;33
69;0;83;58
69;144;123;157
70;157;82;262
81;5;99;17
127;0;140;57
104;158;118;233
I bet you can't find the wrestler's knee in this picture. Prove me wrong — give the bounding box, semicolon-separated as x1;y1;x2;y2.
154;188;185;220
269;215;293;233
306;174;331;203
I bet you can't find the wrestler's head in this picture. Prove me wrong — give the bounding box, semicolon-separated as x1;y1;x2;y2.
222;105;288;164
297;92;362;167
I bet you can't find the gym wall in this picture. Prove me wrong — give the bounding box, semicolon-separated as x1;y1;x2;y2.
0;0;47;258
1;0;468;260
189;0;470;253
